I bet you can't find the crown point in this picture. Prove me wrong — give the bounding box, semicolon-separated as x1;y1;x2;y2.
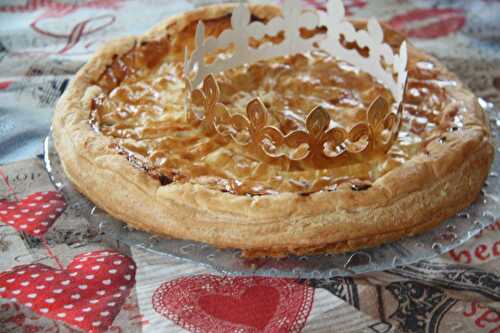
367;96;390;126
195;21;205;47
400;41;408;68
367;18;384;43
283;0;301;14
247;98;268;129
328;0;346;20
231;3;250;30
306;106;331;137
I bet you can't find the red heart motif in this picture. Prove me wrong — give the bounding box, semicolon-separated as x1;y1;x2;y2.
0;191;66;237
0;250;136;333
153;275;314;333
386;8;466;39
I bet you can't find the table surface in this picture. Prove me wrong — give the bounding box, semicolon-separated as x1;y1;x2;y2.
0;1;499;333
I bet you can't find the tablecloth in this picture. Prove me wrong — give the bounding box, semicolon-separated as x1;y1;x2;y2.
0;1;499;332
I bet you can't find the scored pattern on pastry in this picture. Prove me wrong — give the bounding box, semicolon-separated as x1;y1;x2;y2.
89;4;465;195
183;0;408;162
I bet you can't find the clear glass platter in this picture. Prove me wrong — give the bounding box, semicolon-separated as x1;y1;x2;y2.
43;99;499;278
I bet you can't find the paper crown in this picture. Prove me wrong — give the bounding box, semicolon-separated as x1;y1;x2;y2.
183;0;408;163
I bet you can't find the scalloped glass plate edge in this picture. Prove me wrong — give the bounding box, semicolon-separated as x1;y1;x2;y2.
43;99;499;278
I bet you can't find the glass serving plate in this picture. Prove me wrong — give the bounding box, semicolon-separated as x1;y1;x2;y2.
44;99;499;278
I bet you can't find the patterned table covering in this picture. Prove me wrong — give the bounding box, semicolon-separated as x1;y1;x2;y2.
1;1;499;332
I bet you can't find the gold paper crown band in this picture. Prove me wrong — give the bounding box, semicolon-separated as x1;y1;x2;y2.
188;74;405;162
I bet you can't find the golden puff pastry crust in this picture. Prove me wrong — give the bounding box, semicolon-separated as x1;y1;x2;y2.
52;4;493;257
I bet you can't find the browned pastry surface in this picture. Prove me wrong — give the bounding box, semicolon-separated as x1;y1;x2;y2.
52;4;493;257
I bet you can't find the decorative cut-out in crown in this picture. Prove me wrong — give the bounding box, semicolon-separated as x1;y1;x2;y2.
183;0;408;163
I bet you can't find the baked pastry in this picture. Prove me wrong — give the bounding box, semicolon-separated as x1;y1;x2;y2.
52;2;493;257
